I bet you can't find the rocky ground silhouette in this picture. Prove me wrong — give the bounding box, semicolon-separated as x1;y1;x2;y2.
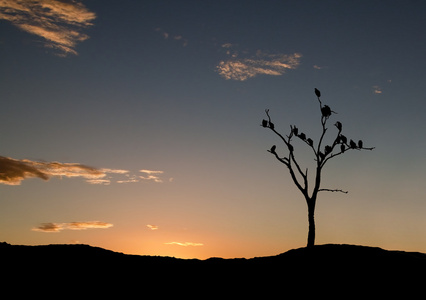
2;242;425;297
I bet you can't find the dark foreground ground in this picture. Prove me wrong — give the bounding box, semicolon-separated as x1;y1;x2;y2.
1;242;425;297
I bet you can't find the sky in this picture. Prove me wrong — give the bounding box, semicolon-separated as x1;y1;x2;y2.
1;0;426;259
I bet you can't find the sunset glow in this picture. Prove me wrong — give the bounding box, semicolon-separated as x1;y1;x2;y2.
1;1;426;259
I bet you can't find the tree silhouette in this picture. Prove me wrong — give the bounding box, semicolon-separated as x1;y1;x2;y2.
261;88;374;247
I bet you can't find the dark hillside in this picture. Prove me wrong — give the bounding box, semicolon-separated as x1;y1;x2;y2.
2;242;425;297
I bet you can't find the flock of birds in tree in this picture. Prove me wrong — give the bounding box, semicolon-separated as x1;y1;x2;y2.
261;88;372;161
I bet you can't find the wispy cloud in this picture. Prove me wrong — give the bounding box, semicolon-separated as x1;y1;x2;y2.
140;170;164;183
372;85;382;94
216;51;302;81
32;221;113;232
313;64;327;70
0;156;168;185
154;27;188;47
0;0;96;56
164;242;204;247
146;224;159;230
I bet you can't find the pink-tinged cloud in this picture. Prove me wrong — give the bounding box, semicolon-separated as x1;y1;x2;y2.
372;85;382;94
216;52;302;81
32;221;113;232
0;156;168;186
146;224;159;230
164;242;204;247
0;0;96;56
0;156;107;185
140;170;164;183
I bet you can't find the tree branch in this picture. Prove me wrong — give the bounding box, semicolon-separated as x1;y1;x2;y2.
265;110;308;193
321;145;375;168
268;148;306;195
318;188;348;194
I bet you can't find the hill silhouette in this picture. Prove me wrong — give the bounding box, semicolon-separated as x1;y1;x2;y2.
2;242;425;297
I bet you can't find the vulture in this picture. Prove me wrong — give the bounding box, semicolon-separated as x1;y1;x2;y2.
358;140;363;148
288;144;294;152
335;135;341;144
270;145;276;153
340;144;345;153
334;121;342;131
319;151;326;160
292;126;299;136
321;105;332;118
324;145;332;155
298;132;306;140
269;121;275;129
262;119;268;127
350;139;357;149
307;138;313;146
315;88;321;98
340;134;347;144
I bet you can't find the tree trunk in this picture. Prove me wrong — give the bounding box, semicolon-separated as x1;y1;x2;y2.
307;199;316;247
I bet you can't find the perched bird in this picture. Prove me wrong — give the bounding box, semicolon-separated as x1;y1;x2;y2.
288;143;294;152
315;88;321;98
340;144;345;153
340;134;347;144
292;126;298;136
319;151;326;160
270;145;276;153
324;145;332;155
358;140;363;148
350;139;357;149
334;121;342;131
262;119;268;127
321;105;332;118
269;121;275;129
335;135;341;144
298;132;306;140
307;138;313;146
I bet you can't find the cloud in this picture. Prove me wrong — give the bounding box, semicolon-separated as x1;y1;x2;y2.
0;156;169;185
139;170;163;175
32;221;113;232
313;65;327;70
140;170;164;183
216;52;302;81
164;242;204;247
0;156;163;185
372;85;382;94
146;224;159;230
0;0;96;56
0;156;107;185
154;28;188;47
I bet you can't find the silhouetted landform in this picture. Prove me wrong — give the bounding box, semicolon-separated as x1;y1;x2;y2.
1;242;425;297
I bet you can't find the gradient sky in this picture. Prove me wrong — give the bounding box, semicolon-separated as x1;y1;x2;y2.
1;0;426;259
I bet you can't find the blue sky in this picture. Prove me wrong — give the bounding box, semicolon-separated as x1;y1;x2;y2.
1;0;426;259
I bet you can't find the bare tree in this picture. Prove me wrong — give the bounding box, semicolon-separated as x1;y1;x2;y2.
261;88;374;247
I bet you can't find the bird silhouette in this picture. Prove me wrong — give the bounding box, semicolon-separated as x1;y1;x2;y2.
262;119;268;127
340;144;345;153
350;139;357;148
269;121;275;129
298;132;306;140
335;135;341;144
340;134;347;144
307;138;313;146
358;140;363;148
334;121;342;131
270;145;276;153
324;145;332;155
292;126;298;136
315;88;321;98
321;105;332;118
